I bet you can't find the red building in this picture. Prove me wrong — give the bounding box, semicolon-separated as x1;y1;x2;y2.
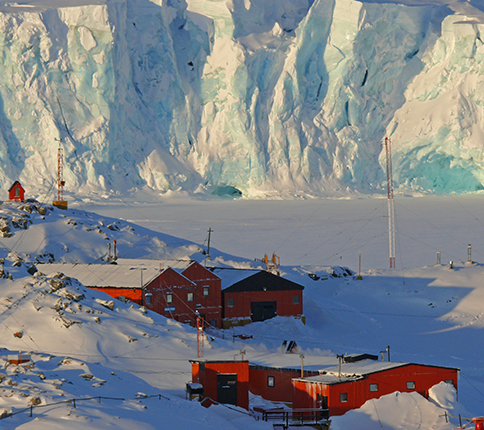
8;181;25;202
39;261;223;328
182;261;222;329
292;359;459;417
143;267;197;325
190;359;249;410
222;271;304;328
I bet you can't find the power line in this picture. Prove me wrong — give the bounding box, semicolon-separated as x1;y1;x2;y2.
289;202;386;265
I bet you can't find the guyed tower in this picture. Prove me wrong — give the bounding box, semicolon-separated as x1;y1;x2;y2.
52;138;68;210
384;137;395;269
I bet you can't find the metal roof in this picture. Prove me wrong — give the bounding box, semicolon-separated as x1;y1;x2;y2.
38;263;161;289
222;270;304;293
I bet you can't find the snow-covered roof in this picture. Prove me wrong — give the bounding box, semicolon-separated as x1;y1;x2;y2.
114;258;193;271
294;359;459;385
38;263;162;289
211;267;260;289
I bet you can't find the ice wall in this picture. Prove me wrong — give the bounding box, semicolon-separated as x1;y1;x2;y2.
0;0;483;197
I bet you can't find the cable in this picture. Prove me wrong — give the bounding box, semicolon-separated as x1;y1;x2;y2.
289;202;386;265
273;201;327;253
395;201;484;260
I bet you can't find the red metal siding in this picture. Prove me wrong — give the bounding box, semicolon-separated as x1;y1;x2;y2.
89;287;143;305
224;290;303;320
249;367;319;403
182;262;222;328
293;365;458;417
193;361;249;410
144;268;197;325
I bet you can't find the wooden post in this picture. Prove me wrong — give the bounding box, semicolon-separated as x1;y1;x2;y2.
336;354;344;381
356;252;363;280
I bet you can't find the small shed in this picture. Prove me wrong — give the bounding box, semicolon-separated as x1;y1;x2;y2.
292;359;459;417
190;359;249;410
8;181;25;202
222;271;304;328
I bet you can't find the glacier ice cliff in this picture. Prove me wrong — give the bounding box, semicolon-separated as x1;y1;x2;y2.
0;0;484;197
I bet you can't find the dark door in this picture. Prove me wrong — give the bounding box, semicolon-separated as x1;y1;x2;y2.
217;374;237;405
321;395;329;419
251;301;277;322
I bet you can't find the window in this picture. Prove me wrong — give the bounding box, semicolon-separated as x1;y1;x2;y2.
210;319;217;328
293;295;300;304
203;286;209;296
187;292;194;302
370;384;379;392
407;381;415;390
340;393;348;403
166;293;173;304
14;187;19;197
267;376;275;387
227;298;234;307
316;393;322;402
145;293;152;305
445;379;454;386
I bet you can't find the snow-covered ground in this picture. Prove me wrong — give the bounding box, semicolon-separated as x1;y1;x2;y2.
0;194;483;429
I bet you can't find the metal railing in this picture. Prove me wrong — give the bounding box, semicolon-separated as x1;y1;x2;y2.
261;407;329;427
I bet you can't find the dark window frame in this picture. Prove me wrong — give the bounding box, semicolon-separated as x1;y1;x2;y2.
407;381;416;390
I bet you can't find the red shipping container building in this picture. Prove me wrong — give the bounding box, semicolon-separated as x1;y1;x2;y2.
190;359;250;410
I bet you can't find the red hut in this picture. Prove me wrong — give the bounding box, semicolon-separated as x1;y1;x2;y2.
8;181;25;202
190;359;249;410
222;271;304;328
292;359;459;417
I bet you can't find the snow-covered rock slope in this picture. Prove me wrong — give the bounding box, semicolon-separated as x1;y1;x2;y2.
2;0;484;197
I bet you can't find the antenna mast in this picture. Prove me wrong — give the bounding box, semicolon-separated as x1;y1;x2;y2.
384;137;395;269
53;138;68;210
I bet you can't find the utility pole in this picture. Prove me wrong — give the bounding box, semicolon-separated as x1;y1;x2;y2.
384;137;396;269
197;311;204;358
206;228;213;259
300;354;305;378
